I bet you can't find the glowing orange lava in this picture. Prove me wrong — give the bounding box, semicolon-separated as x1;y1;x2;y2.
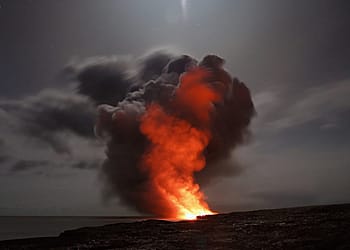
140;68;220;220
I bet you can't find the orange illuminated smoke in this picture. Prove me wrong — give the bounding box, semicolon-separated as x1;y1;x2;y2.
140;67;220;220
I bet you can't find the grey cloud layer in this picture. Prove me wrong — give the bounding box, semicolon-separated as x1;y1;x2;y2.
252;78;350;133
0;89;102;173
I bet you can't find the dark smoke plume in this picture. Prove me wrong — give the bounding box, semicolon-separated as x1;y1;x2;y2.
65;56;134;106
0;90;95;154
90;51;255;215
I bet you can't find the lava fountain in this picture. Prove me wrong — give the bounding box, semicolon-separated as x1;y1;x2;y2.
140;68;220;219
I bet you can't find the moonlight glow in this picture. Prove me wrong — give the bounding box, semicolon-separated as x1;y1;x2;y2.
181;0;187;20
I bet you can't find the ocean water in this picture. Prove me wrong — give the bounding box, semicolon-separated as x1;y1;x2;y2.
0;216;148;241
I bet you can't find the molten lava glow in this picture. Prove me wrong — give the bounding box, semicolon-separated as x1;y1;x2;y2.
140;68;219;220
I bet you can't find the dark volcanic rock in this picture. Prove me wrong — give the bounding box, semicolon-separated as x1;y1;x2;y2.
1;204;350;249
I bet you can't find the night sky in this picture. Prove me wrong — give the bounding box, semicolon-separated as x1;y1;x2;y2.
1;0;350;216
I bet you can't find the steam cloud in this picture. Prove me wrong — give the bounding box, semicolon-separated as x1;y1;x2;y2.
88;51;255;216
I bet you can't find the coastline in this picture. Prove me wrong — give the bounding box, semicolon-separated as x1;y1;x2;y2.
1;204;350;249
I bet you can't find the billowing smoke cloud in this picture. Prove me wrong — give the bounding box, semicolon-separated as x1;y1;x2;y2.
0;49;254;216
0;52;175;175
92;51;255;216
0;90;96;154
65;56;134;106
0;89;102;173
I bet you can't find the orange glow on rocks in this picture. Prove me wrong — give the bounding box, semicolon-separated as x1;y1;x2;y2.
140;67;220;219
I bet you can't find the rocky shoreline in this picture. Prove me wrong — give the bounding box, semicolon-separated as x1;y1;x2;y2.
1;204;350;249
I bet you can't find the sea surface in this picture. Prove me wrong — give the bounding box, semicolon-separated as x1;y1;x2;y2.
0;216;149;241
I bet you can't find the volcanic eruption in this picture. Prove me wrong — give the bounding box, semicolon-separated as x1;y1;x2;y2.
94;52;255;219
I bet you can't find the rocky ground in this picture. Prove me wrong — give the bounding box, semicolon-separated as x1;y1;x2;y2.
1;203;350;249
